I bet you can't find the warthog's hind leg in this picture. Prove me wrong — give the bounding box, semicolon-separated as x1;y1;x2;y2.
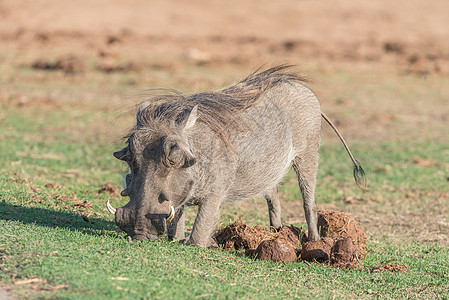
264;185;282;230
292;153;320;241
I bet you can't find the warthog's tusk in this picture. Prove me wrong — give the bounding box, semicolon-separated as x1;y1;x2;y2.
166;206;175;223
106;200;117;214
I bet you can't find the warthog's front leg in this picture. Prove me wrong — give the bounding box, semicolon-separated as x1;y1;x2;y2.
167;206;186;242
187;198;222;248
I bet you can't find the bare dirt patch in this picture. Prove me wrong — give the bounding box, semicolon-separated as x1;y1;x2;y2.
1;0;449;76
0;287;14;300
96;59;142;73
369;264;408;273
31;55;85;74
4;95;62;109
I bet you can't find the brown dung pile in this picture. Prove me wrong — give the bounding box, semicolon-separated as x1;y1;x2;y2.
215;219;306;262
254;238;298;262
300;236;334;262
317;209;367;259
299;210;368;268
215;219;275;251
216;210;368;268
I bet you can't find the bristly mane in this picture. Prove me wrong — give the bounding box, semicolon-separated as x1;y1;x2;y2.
130;65;307;146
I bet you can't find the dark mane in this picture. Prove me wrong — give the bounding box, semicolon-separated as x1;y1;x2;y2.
130;65;307;146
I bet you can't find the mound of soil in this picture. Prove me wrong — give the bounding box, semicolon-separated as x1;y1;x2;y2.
277;224;309;247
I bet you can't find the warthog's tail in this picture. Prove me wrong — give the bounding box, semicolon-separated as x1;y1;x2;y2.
321;112;367;192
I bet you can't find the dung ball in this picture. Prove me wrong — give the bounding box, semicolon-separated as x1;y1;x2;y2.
254;237;297;262
300;237;334;262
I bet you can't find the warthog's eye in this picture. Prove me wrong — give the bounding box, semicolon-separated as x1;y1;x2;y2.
144;146;157;159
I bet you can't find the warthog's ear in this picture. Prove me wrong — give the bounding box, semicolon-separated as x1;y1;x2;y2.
113;147;130;161
162;138;196;169
180;105;198;131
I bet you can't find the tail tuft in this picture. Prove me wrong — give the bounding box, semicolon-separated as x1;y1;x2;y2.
353;160;367;192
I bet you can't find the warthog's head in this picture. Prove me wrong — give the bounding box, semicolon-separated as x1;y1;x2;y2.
107;105;198;241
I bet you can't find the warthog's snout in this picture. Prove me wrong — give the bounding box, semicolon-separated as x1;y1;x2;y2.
131;233;158;242
106;200;175;241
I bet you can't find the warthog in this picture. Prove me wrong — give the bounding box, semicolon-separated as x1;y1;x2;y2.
107;65;366;247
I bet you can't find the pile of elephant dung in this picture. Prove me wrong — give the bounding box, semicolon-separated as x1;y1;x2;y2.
215;219;306;262
300;210;367;268
216;210;367;267
318;209;367;260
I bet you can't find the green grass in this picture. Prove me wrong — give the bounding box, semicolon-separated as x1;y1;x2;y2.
1;216;448;299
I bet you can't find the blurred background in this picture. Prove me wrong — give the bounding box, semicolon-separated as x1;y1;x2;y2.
1;0;448;76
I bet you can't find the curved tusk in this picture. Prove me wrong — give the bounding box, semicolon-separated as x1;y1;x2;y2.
106;200;117;214
166;206;175;223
